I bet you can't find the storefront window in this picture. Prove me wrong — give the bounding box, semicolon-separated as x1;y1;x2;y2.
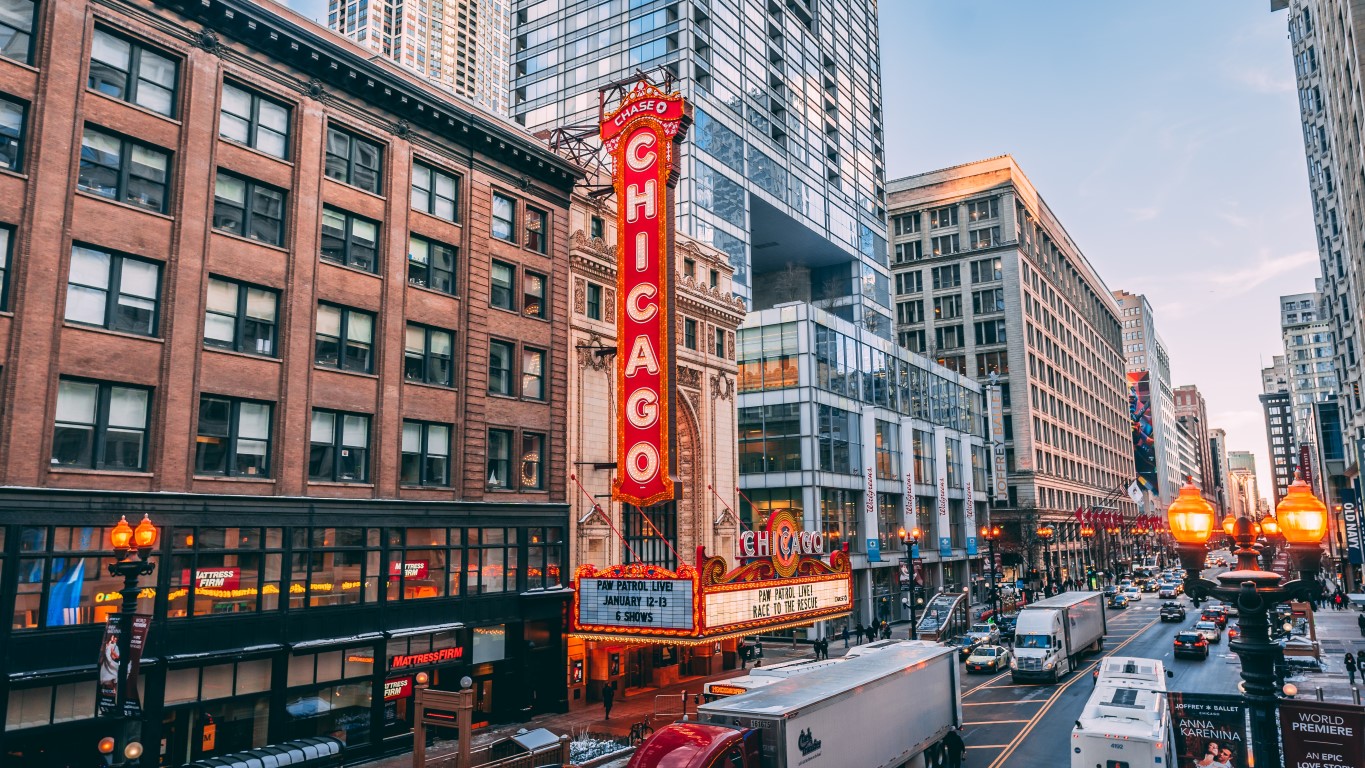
289;528;380;608
166;526;284;618
385;528;452;601
526;527;563;590
472;625;506;664
285;681;371;746
7;681;97;730
13;525;146;629
466;529;518;594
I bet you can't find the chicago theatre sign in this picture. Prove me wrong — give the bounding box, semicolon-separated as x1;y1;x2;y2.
600;80;689;508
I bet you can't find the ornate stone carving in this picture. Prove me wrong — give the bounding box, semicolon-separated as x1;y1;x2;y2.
191;29;224;56
303;78;326;100
604;288;616;322
576;334;612;372
726;331;735;360
390;119;412;138
676;365;702;390
710;373;734;401
574;278;586;315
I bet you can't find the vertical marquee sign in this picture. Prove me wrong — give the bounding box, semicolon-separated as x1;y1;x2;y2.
601;81;691;507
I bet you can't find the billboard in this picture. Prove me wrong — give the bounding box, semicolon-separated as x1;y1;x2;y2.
1279;699;1364;768
1128;371;1159;496
987;386;1008;499
601;81;690;507
1341;487;1362;566
1167;692;1250;768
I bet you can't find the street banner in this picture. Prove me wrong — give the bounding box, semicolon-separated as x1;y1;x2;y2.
963;445;977;556
861;408;879;553
901;415;918;537
1167;692;1250;768
934;427;951;557
1341;486;1362;566
1299;443;1315;489
1128;371;1159;496
96;613;151;718
1279;698;1364;768
987;386;1008;500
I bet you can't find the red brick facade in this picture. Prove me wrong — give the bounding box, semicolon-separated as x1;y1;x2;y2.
0;0;578;503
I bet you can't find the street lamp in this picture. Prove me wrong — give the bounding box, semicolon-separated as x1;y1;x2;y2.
1080;525;1095;587
1037;524;1055;593
980;525;1002;617
104;514;158;767
1169;477;1326;768
898;527;922;639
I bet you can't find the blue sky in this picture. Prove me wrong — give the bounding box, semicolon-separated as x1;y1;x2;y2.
880;1;1313;493
280;0;1308;491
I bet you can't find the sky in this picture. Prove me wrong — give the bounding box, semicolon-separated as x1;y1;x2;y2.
880;1;1316;494
279;0;1311;492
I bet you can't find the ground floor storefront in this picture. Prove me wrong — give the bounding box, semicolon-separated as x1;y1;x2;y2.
0;490;570;767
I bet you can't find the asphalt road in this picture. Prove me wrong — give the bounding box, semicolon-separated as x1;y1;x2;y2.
961;562;1240;767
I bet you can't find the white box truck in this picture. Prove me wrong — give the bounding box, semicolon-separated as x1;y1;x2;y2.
627;642;961;768
1071;656;1174;768
1010;591;1106;683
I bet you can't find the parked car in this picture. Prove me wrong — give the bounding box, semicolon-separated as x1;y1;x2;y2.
1108;594;1129;609
1159;602;1186;622
1174;631;1210;659
950;635;984;661
1157;583;1178;599
1193;620;1222;644
996;613;1018;635
1201;607;1228;628
965;644;1011;673
967;623;1000;644
1123;587;1143;602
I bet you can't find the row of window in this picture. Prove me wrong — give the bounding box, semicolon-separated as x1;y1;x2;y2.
50;379;547;489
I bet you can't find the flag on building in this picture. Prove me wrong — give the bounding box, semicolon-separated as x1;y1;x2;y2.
1127;480;1144;506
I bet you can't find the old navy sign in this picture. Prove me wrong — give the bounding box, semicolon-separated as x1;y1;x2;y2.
602;81;690;507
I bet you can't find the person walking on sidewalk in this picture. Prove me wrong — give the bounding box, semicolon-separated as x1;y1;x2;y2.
842;624;850;648
602;681;616;720
1345;652;1357;685
1357;649;1364;674
1358;612;1365;637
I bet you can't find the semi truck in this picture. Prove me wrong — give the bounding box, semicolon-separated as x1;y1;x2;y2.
1010;591;1106;683
1071;656;1174;768
626;642;961;768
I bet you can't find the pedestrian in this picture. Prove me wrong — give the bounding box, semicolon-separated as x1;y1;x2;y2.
820;637;828;659
1358;612;1365;638
842;624;850;648
1357;649;1364;673
1346;652;1357;685
866;625;876;644
602;680;616;720
854;622;864;645
943;726;966;768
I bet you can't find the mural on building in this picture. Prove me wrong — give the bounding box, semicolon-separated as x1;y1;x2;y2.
1128;371;1159;495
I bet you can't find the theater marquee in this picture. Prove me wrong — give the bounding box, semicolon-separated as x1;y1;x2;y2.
600;80;691;508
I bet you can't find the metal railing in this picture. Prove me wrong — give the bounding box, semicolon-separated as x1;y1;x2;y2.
422;734;570;768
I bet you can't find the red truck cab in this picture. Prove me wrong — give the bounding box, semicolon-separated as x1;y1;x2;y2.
626;723;762;768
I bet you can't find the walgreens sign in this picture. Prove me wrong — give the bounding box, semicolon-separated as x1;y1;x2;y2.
601;81;690;507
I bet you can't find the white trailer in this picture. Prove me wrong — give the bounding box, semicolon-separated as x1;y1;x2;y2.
1071;656;1174;768
701;657;843;701
1010;591;1106;683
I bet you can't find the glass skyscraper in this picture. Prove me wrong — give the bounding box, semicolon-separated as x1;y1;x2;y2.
511;0;890;331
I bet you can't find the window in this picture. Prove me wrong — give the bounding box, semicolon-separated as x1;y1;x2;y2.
973;288;1005;314
521;432;545;490
967;197;999;221
51;379;150;470
0;0;35;64
65;245;161;336
492;192;516;242
739;403;802;474
586;282;603;320
929;205;957;229
407;235;457;294
315;304;374;373
931;265;960;289
590;216;604;238
78;127;170;213
894;241;923;262
88;28;177;117
0;226;10;310
935;324;965;350
715;327;726;358
0;95;24;171
900;329;926;353
204;277;277;356
523;270;547;318
324;127;382;193
522;347;546;400
490;260;515;310
219;82;290;158
467;530;519;593
320;207;379;273
525;207;547;253
684;318;698;349
895;271;922;295
892;212;920;235
411;162;458;221
195;396;271;477
976;350;1009;377
971;258;1003;283
401;420;450;486
489;339;514;395
930;234;959;256
969;227;1000;249
403;324;454;386
213;172;285;246
487;428;512;488
897;300;923;325
933;295;961;320
975;319;1007;345
309;410;370;482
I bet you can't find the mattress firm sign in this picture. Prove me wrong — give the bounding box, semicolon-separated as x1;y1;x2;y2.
577;577;696;631
704;577;851;631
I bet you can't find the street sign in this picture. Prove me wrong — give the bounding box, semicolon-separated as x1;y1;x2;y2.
1279;699;1364;768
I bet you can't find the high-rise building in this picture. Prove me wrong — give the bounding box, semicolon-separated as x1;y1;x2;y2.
1228;450;1261;518
327;0;510;115
1279;288;1338;446
1262;353;1290;394
1174;385;1217;505
1174;417;1201;490
1113;290;1181;510
886;156;1139;584
1260;390;1298;504
510;0;891;330
1273;0;1365;478
1209;427;1231;512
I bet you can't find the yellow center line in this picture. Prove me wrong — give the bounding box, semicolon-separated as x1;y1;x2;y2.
985;618;1159;768
962;700;1046;706
961;669;1011;696
966;744;1012;749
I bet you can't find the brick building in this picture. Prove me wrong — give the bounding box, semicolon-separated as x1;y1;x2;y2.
0;0;579;763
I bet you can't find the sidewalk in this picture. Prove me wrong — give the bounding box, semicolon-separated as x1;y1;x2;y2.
1286;602;1365;704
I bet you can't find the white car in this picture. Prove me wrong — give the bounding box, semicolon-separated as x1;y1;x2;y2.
965;644;1012;673
967;623;1000;644
1122;586;1142;602
1193;620;1222;644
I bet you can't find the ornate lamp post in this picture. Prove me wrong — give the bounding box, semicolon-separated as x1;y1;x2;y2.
1259;513;1281;572
898;527;923;639
1080;525;1096;588
980;525;1002;616
103;514;158;767
1170;477;1326;768
1036;524;1055;593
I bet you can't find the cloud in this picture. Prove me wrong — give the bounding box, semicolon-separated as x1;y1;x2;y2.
1226;66;1296;95
1128;206;1160;222
1202;250;1320;295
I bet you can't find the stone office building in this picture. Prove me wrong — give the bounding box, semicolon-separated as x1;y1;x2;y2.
0;0;578;763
